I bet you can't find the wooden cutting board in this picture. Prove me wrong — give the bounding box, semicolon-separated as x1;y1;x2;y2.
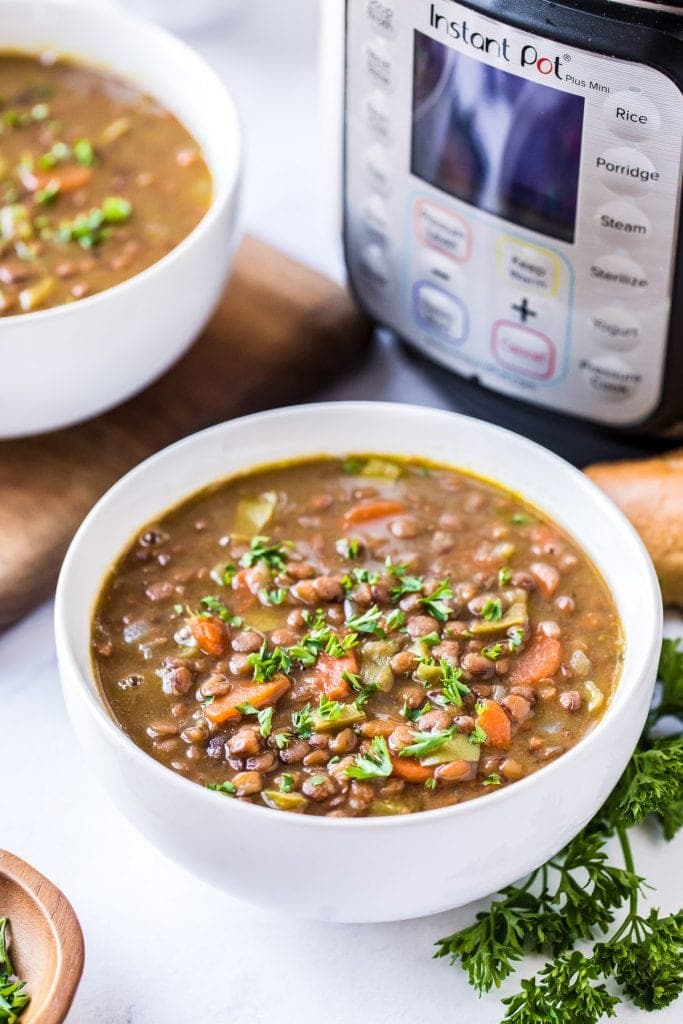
0;234;373;628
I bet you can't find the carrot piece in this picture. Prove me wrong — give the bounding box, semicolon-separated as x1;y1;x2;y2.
391;756;434;783
508;635;562;686
189;615;228;657
343;500;406;527
204;673;290;725
313;651;357;700
23;164;94;193
476;700;512;750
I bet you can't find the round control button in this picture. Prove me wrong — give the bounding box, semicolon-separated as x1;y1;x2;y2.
359;242;390;287
590;253;648;292
589;306;641;352
366;0;396;37
365;39;393;91
594;200;650;244
580;354;641;401
603;91;660;142
596;146;659;197
364;92;391;143
364;146;391;196
361;194;389;241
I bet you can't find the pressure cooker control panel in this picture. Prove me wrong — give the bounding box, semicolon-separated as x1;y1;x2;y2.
344;1;683;426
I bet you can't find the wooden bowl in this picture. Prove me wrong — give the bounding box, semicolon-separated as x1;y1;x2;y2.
0;851;84;1023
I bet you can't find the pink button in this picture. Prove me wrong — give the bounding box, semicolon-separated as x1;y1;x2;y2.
491;321;556;381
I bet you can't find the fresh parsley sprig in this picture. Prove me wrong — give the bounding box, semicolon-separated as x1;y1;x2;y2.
0;918;30;1023
434;637;683;1024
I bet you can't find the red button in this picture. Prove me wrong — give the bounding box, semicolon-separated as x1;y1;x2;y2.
491;321;556;381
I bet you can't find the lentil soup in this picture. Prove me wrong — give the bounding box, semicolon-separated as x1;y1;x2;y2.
0;53;211;314
92;456;623;817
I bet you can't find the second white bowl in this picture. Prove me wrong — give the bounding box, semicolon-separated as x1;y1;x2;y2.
0;0;241;437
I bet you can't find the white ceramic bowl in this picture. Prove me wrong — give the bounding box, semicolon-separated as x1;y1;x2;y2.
0;0;241;438
55;403;663;922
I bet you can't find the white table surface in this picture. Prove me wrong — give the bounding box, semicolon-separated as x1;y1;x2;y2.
2;4;681;1022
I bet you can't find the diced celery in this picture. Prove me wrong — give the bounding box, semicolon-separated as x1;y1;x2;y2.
369;799;412;816
471;592;528;636
584;680;604;713
361;639;399;692
233;491;278;535
361;458;402;481
415;661;443;686
261;790;308;811
311;704;366;733
244;606;283;632
421;734;481;766
18;275;56;312
408;639;434;661
100;116;131;144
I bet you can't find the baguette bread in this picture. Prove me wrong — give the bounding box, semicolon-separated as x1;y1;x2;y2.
585;448;683;607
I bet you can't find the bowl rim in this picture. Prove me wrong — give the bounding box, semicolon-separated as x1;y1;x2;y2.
55;401;663;831
0;0;242;328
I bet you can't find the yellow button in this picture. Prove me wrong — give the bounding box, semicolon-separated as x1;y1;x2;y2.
497;237;561;296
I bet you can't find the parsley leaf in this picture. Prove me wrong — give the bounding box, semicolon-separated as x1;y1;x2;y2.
399;728;455;759
291;704;313;739
345;604;387;637
0;917;30;1022
419;579;454;622
205;780;236;796
239;535;289;571
345;736;392;780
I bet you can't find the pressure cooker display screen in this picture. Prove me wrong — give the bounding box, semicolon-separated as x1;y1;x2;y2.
411;32;584;243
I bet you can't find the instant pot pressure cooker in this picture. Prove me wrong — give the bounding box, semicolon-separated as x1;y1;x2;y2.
343;1;683;434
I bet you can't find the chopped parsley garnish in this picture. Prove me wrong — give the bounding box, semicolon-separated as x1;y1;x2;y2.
205;780;236;796
235;701;258;716
324;631;358;657
481;597;503;622
239;535;290;571
345;735;393;780
421;631;442;647
511;512;531;525
274;732;291;750
402;701;432;722
291;704;313;739
425;776;437;790
257;706;273;738
247;641;292;682
508;627;524;651
498;566;512;587
279;773;294;793
342;456;365;474
388;561;425;602
483;773;501;786
310;775;327;787
469;724;488;745
345;604;387;637
482;642;505;661
385;608;406;631
419;579;454;622
336;537;361;560
199;595;241;625
440;663;471;706
73;137;95;166
259;587;287;606
317;693;344;721
399;727;456;759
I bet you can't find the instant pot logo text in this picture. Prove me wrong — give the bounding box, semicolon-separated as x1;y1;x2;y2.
428;4;565;80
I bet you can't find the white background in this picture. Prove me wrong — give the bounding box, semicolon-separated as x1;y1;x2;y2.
2;3;682;1022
